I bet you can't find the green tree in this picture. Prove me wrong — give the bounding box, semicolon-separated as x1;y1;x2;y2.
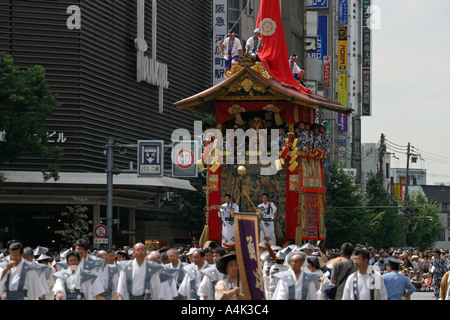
0;52;62;188
158;176;207;242
324;165;367;248
364;174;404;247
54;196;93;248
404;191;442;250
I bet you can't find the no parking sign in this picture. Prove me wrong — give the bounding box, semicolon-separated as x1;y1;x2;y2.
94;224;108;238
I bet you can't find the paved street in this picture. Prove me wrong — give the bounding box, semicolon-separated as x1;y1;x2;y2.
410;291;436;300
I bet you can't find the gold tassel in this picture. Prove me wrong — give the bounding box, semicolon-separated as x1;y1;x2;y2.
229;104;246;125
199;225;209;248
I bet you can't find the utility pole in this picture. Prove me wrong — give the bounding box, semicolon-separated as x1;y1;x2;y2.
105;137;115;250
403;142;411;247
404;142;411;206
378;133;386;183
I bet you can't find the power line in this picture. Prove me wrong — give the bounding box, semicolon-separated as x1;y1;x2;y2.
383;137;450;165
412;147;450;163
384;138;408;149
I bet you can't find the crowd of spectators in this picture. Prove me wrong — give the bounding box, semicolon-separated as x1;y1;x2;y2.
323;243;450;299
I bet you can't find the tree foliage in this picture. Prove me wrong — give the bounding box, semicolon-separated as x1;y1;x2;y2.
404;191;442;250
158;176;207;241
324;168;442;250
324;166;367;248
54;196;93;248
364;174;405;247
0;52;62;187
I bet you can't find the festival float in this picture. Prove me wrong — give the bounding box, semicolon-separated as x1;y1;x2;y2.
174;1;353;251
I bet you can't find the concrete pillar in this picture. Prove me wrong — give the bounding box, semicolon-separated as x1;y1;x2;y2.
129;208;136;246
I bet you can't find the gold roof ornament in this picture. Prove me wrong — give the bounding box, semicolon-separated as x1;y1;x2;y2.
224;54;271;79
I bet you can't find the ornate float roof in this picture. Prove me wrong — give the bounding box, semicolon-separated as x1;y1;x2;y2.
174;61;353;115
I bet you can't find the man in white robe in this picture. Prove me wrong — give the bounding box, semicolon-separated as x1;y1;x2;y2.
257;193;277;246
178;249;211;300
272;252;318;300
218;194;239;246
116;243;164;300
0;242;48;300
53;250;103;300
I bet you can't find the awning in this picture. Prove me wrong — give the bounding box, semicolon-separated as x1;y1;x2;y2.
0;171;196;207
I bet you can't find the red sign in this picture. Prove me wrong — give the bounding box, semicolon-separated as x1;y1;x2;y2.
94;224;108;238
175;148;194;169
323;56;331;88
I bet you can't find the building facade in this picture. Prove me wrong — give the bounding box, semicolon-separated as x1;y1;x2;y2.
410;185;450;251
304;0;370;185
0;0;213;249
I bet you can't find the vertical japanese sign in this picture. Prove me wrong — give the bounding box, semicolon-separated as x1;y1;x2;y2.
234;213;265;300
362;69;371;116
338;27;347;71
362;0;372;116
323;55;331;88
337;74;348;132
338;0;348;25
212;0;227;85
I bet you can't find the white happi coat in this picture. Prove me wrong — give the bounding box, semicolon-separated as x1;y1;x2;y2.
257;201;277;246
218;202;239;246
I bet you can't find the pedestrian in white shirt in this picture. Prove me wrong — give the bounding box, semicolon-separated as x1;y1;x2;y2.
198;247;227;300
272;251;319;300
257;193;277;246
219;31;242;73
96;250;119;300
148;251;178;300
53;250;103;300
116;243;164;300
178;249;211;300
167;248;187;300
0;241;48;300
342;249;388;300
246;28;263;61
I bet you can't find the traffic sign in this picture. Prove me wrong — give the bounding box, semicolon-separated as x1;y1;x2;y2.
137;140;164;177
94;224;108;238
171;140;198;178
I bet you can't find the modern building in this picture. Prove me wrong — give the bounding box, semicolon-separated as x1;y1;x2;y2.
0;0;213;250
391;168;427;187
304;0;370;185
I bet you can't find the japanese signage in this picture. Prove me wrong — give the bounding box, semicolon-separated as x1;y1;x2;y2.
323;56;331;88
362;28;371;69
306;0;328;9
338;73;348;107
234;213;265;300
137;140;164;177
318;15;328;59
212;0;227;85
338;74;348;132
362;69;371;116
0;131;67;144
338;0;348;25
338;27;347;71
362;0;372;116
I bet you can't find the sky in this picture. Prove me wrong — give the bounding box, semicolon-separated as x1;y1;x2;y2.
362;0;450;185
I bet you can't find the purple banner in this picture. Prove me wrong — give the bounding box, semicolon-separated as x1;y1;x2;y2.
235;215;265;300
337;113;348;132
